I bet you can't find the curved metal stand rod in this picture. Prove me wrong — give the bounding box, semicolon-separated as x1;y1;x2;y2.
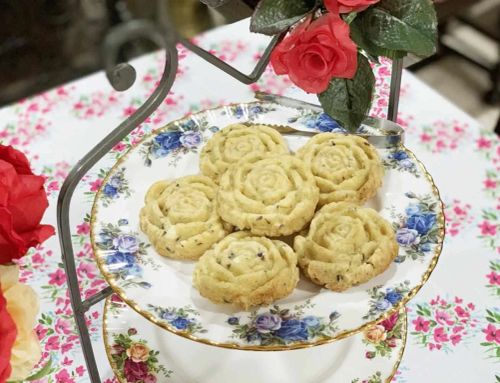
56;22;179;382
179;33;284;84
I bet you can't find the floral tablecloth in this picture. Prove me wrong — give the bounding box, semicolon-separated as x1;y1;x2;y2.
1;19;498;383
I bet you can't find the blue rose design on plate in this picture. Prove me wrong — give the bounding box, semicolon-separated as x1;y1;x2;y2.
180;131;202;148
364;281;410;320
223;104;275;120
228;301;340;346
406;213;436;235
142;120;207;166
383;149;420;176
148;305;207;335
391;193;441;263
289;111;346;133
154;131;183;157
96;222;151;288
100;168;131;206
275;319;308;341
103;177;120;198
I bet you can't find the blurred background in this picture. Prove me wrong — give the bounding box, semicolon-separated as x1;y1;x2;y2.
0;0;499;131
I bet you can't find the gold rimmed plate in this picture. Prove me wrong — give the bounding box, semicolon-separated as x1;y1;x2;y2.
91;102;444;350
103;294;407;383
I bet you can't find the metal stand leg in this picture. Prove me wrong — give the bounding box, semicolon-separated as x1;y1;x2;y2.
388;59;404;122
57;21;179;383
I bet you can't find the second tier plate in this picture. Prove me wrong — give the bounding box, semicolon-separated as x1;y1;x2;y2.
104;295;407;383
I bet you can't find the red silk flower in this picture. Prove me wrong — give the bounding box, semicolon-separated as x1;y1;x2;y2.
325;0;380;13
0;287;16;383
270;11;358;93
0;145;55;264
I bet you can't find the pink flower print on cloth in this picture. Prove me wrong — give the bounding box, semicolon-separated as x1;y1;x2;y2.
480;309;500;361
417;120;470;153
250;65;293;96
72;91;122;119
410;296;479;352
444;200;473;237
478;209;500;253
485;261;500;296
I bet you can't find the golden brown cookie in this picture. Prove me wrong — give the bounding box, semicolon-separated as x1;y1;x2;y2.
200;123;289;183
140;175;229;260
193;232;299;309
297;133;384;206
294;202;398;291
217;153;319;236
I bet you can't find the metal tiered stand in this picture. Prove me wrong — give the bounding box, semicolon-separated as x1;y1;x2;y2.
56;6;404;383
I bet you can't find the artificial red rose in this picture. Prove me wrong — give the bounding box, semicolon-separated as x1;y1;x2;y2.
270;12;358;93
325;0;380;13
0;145;54;264
0;287;17;383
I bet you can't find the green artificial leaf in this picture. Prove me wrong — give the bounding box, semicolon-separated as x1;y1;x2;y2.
250;0;317;35
352;0;438;58
318;54;375;132
350;19;406;60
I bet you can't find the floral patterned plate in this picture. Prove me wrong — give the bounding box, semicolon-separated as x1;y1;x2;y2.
104;294;407;383
91;102;445;350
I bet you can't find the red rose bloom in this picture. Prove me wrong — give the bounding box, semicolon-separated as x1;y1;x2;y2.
124;359;150;383
0;287;17;383
380;312;399;331
326;0;380;13
0;145;54;264
270;11;358;93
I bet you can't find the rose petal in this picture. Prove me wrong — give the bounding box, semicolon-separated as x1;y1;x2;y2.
337;0;380;13
18;225;55;250
0;145;33;176
0;161;17;207
0;288;17;382
324;0;340;13
0;207;27;262
9;175;48;232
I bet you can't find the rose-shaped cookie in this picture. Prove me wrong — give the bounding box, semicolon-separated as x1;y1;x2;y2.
295;202;398;291
0;145;55;263
193;232;299;309
297;133;383;206
200;123;289;183
0;265;41;381
270;12;357;93
217;153;319;236
140;175;229;260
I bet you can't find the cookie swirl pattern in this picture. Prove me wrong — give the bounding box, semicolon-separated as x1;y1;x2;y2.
200;123;289;183
140;175;229;260
295;202;398;291
217;153;319;236
193;232;299;309
297;133;384;206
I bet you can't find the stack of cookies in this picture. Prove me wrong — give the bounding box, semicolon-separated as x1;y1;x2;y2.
139;123;399;310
